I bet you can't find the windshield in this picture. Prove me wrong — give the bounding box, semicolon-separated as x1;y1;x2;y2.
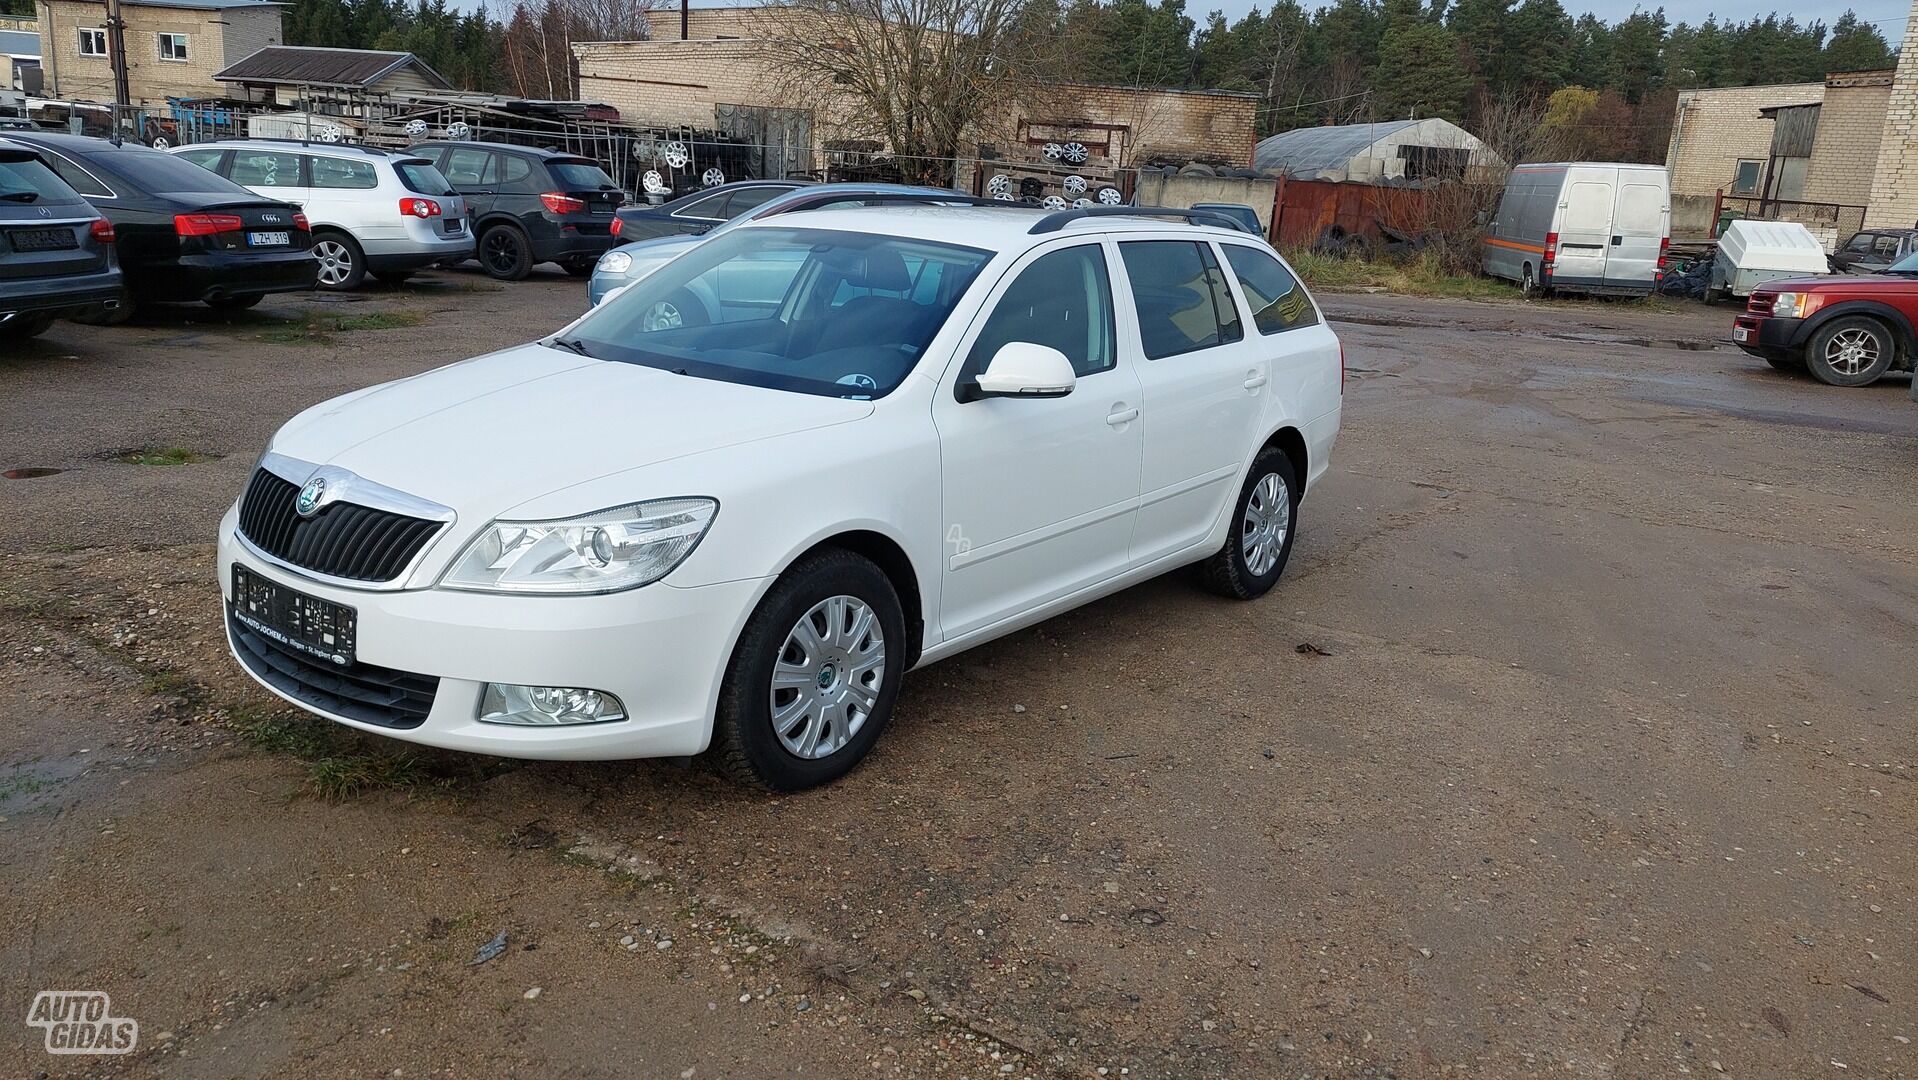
568;226;992;399
1886;250;1918;274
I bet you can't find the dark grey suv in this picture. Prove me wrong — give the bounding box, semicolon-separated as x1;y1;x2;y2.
406;141;625;280
0;140;122;340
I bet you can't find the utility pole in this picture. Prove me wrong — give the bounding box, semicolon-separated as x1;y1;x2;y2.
103;0;130;108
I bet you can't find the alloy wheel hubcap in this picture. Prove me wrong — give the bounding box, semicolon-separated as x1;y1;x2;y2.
314;241;351;285
1242;472;1291;577
1826;328;1879;375
485;234;517;271
642;302;682;331
769;595;885;760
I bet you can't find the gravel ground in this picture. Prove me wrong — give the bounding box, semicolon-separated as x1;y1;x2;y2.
1;269;1914;1079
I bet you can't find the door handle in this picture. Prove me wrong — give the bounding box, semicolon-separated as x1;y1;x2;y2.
1243;371;1268;390
1105;406;1138;426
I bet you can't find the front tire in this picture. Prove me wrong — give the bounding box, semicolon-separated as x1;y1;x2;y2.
1805;316;1894;386
712;550;906;792
479;224;533;280
311;231;366;290
1200;448;1300;600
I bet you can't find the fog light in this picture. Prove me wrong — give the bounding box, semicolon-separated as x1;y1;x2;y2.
479;683;626;726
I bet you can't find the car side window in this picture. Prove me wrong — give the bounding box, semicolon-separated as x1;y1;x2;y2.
1220;244;1319;335
310;156;377;190
963;245;1116;381
1118;240;1241;360
442;148;490;187
172;147;224;176
495;155;537;192
44;150;112;197
1873;234;1902;258
671;191;731;220
719;186;787;219
229;149;303;188
1844;233;1873;254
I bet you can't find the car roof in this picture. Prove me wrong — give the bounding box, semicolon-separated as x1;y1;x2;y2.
414;140;592;160
183;138;413;158
730;204;1255;250
0;131;145;154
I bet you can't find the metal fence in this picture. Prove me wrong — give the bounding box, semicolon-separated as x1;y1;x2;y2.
1718;195;1867;251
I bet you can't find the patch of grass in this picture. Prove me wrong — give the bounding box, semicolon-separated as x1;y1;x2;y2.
231;706;435;801
1286;249;1526;302
258;310;427;345
118;446;215;467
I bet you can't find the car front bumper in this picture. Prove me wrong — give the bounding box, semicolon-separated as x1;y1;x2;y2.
1731;314;1805;358
217;507;766;760
586;265;634;306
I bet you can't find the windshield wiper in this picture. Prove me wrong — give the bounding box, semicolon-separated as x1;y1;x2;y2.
546;336;595;357
0;191;39;203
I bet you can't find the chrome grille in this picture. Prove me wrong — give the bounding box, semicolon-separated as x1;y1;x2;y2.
237;468;443;583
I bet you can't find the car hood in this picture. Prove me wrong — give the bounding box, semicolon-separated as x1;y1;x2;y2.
268;342;873;519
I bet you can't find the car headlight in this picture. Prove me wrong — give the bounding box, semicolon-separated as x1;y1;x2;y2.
440;497;717;594
1770;292;1823;320
597;250;633;275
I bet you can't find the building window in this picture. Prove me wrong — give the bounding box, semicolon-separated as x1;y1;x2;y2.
1731;159;1762;196
158;33;189;62
77;28;107;57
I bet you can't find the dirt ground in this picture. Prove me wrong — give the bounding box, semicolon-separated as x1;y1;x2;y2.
1;268;1913;1080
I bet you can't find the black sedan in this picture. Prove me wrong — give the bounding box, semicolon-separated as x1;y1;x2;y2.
1;132;317;313
611;180;811;244
1;139;124;339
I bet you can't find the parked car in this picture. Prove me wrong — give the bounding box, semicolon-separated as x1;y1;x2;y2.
168;140;472;290
1829;228;1918;275
611;180;811;244
2;132;316;313
405;140;624;279
0;138;123;339
1732;253;1918;385
216;205;1342;790
588;182;969;307
1188;202;1266;236
1483;162;1671;297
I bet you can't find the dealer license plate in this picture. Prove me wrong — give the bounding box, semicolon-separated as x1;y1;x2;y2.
232;565;356;665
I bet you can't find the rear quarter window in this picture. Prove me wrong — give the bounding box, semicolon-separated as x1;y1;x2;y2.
1220;244;1319;334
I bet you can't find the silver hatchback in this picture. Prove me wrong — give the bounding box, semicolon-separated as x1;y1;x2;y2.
169;140;473;289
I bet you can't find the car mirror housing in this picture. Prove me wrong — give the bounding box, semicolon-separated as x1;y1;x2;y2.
967;342;1077;401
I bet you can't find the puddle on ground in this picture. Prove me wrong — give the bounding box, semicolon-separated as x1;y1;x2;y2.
1542;330;1720;351
2;467;63;479
0;755;93;817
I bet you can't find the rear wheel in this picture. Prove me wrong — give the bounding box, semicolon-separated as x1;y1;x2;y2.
312;231;366;290
1200;448;1300;600
711;550;906;792
0;314;54;339
1805;316;1894;387
1521;265;1537;299
479;224;533;280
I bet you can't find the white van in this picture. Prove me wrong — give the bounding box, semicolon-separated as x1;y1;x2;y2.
1482;163;1670;297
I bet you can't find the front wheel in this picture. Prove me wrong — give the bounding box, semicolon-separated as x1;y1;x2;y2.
1200;448;1300;600
1805;316;1894;386
711;550;906;791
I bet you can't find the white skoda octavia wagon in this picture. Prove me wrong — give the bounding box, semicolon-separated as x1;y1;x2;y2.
218;206;1343;790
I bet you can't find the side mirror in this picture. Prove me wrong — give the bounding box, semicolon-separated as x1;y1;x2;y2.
964;342;1076;402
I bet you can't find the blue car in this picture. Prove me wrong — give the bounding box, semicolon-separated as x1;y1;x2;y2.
586;182;967;308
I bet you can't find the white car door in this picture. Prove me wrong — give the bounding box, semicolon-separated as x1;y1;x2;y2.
930;240;1144;641
1114;237;1266;565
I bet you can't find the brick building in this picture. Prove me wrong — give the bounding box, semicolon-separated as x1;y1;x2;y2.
34;0;284;105
1864;1;1918;228
572;5;1257;177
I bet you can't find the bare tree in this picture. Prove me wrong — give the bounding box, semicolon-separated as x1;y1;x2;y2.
503;0;658;99
1473;88;1546;172
751;0;1056;185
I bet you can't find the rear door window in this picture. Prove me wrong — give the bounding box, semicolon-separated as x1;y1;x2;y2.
442;148;491;187
1873;234;1902;258
310;156;378;190
1118;240;1243;360
1219;244;1319;334
719;185;789;219
494;154;538;192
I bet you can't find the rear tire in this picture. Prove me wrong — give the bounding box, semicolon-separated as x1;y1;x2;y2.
1200;448;1300;600
1805;315;1894;387
1521;265;1537;299
711;549;906;792
312;231;366;290
479;224;533;280
0;314;54;339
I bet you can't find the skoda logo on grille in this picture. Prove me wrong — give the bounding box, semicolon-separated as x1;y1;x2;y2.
296;477;328;517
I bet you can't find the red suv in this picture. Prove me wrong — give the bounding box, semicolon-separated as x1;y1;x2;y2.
1733;264;1918;387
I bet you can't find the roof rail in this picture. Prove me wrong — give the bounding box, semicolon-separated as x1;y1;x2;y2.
221;136;393;156
1027;205;1246;235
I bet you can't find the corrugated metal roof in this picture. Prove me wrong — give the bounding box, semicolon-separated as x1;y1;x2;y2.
1253;120;1420;174
0;29;39;55
214;46;451;90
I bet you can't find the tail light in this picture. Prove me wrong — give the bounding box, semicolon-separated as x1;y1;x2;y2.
292;211;310;232
1542;231;1559;275
1656;235;1671;281
610;215;623;237
174;212;244;237
400;197;443;218
89;218;115;244
540;192;586;215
